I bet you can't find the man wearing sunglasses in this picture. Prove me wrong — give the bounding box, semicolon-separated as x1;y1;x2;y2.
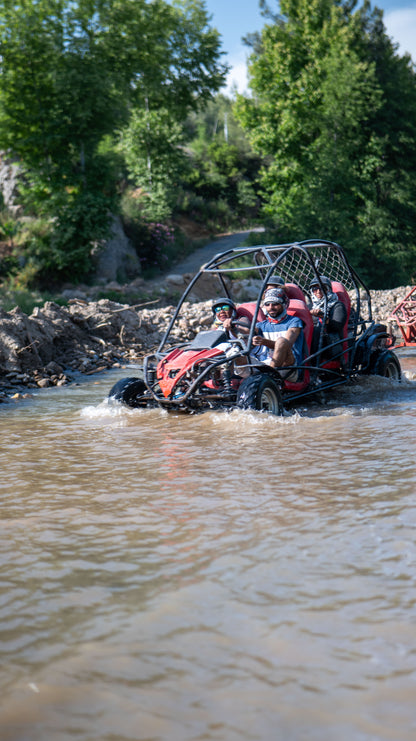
252;288;304;381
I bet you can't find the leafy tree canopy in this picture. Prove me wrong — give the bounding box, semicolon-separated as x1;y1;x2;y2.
0;0;227;283
0;0;227;186
182;94;262;220
236;0;416;287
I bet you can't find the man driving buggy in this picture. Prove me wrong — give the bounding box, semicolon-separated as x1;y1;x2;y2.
252;288;304;382
210;297;253;377
211;297;250;337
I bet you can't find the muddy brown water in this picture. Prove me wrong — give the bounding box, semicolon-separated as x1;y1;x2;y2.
1;348;416;741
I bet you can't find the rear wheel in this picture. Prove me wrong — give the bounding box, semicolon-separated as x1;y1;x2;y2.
237;374;283;415
108;377;148;407
372;351;401;380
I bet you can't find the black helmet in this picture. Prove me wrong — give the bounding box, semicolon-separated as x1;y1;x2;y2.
211;297;236;314
310;275;332;291
266;275;285;287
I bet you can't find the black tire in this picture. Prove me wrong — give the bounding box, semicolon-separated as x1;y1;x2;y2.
108;377;148;407
372;351;401;380
237;374;283;415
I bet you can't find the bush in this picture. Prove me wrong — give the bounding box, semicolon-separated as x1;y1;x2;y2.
16;191;112;288
123;219;176;276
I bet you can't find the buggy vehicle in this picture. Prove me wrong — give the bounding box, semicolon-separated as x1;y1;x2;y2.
389;286;416;347
108;239;401;415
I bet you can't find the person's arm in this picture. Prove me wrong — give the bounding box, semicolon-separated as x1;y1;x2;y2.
310;306;323;318
327;302;347;333
284;326;301;346
252;326;273;348
252;334;275;349
222;316;250;334
252;324;301;348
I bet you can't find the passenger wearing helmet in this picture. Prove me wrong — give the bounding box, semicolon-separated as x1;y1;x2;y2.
309;276;347;358
265;275;285;289
262;274;285;299
252;288;304;381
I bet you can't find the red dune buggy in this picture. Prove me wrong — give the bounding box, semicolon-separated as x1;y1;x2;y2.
389;286;416;347
108;239;401;415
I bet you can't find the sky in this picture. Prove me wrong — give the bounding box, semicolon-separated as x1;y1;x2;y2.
202;0;416;93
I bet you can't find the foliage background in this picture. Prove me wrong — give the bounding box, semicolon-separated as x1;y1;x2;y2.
0;0;415;293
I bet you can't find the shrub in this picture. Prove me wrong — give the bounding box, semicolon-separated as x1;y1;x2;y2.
16;191;112;288
124;219;176;276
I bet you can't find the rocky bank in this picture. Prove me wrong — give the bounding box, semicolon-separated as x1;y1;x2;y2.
0;279;412;401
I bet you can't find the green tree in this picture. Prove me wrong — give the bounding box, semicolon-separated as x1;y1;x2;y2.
0;0;226;190
236;0;416;287
0;0;227;281
101;0;227;118
114;2;229;220
0;1;121;186
118;107;186;221
181;94;261;225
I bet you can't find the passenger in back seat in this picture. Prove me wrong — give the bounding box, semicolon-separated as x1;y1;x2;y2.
261;274;285;300
265;275;285;289
309;276;347;359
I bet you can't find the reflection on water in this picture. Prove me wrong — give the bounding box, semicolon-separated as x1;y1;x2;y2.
1;350;416;741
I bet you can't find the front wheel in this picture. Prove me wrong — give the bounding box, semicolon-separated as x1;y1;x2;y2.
372;350;401;380
108;377;149;407
237;374;283;415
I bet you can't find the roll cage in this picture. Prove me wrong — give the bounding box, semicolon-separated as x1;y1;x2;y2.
140;239;396;410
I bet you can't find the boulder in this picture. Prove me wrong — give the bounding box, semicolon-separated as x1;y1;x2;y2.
0;153;20;207
92;215;141;283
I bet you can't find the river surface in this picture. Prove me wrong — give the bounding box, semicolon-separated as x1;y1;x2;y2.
1;349;416;741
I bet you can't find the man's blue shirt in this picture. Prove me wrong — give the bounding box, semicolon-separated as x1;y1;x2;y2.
254;314;304;364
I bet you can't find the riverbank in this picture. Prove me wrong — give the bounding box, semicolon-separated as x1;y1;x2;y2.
0;282;412;401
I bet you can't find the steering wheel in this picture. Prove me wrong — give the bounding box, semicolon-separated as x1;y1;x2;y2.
230;319;250;331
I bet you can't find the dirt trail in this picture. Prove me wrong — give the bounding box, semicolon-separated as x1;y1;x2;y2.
167;229;264;275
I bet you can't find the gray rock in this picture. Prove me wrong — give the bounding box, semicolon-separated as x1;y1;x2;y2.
45;361;64;375
0;153;20;206
37;378;51;388
165;274;186;288
92;215;141;283
61;289;88;301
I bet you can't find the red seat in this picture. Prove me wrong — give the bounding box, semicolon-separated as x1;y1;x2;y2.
330;281;350;364
331;281;351;323
287;299;313;351
236;302;266;323
285;283;307;302
283;298;313;391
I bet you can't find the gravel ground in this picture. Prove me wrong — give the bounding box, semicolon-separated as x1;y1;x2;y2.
1;285;412;401
0;230;413;400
